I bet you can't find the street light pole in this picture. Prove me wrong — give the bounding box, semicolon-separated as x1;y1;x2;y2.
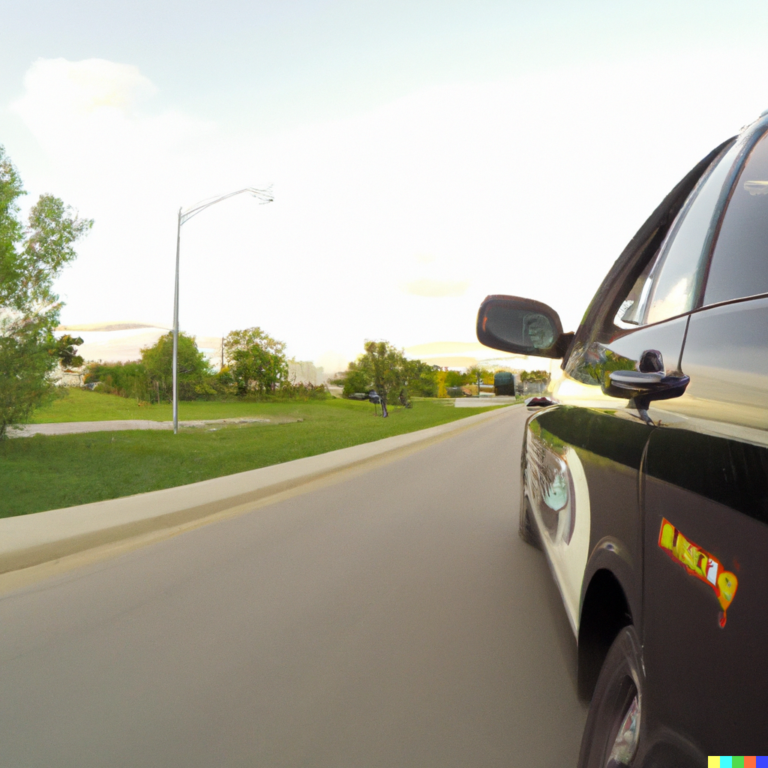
172;187;273;434
172;207;181;434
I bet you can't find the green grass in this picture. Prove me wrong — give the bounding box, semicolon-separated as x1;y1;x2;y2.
2;390;508;518
30;387;315;423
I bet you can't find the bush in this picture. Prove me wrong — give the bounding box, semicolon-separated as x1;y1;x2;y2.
277;382;330;400
85;361;150;400
84;333;223;403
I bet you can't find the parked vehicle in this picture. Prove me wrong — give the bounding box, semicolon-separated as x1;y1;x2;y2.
494;371;516;396
524;395;555;407
477;110;768;765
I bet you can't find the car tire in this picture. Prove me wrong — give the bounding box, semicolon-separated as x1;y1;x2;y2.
518;493;541;549
577;625;644;768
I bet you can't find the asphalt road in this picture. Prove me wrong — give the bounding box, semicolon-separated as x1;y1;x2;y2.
0;406;586;767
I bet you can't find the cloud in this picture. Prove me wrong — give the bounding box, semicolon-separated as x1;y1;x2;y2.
400;279;470;297
13;58;156;122
10;57;212;177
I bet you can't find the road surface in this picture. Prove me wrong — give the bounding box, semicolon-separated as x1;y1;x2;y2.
0;406;586;767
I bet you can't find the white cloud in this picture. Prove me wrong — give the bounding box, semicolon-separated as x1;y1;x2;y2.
13;58;156;124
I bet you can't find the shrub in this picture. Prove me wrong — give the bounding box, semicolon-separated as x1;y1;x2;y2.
85;361;150;400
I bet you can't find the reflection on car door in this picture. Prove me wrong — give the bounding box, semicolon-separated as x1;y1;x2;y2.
642;300;768;755
526;308;694;644
641;125;768;755
538;139;740;645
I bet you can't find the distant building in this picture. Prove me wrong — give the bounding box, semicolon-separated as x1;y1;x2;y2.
287;360;326;386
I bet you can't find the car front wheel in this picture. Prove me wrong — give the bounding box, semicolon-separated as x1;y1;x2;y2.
577;625;644;768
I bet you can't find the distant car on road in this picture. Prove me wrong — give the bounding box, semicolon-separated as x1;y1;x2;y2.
524;396;556;407
477;110;768;764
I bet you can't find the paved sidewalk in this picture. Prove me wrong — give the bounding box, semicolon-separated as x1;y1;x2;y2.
8;416;296;438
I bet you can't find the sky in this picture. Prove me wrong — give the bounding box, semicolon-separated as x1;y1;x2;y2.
2;0;767;371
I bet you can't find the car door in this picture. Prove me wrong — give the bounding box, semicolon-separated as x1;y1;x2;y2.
524;136;740;655
641;120;768;758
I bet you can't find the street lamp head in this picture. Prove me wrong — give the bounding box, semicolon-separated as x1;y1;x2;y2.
180;185;274;225
248;186;274;204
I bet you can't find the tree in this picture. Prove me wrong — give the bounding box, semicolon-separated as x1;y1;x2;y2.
520;370;550;384
141;332;213;401
52;334;84;369
444;370;470;388
466;365;493;385
342;341;435;410
343;341;397;401
223;327;288;396
402;359;438;398
0;146;93;439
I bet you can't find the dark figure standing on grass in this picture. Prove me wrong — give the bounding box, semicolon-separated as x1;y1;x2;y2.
368;390;388;417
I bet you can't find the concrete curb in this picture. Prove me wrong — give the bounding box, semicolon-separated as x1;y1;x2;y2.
0;406;519;576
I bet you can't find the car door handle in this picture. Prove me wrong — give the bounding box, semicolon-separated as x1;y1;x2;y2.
609;370;690;393
609;371;665;387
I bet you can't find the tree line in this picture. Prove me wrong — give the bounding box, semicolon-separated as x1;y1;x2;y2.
85;327;327;403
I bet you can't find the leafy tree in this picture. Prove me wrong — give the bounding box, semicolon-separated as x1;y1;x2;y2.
402;359;438;398
342;341;436;410
341;365;371;397
52;334;84;369
223;327;288;396
466;365;493;385
520;369;550;384
444;370;469;388
141;332;213;401
0;316;62;438
343;341;398;401
0;147;92;439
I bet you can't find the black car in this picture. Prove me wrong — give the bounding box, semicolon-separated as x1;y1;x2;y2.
476;109;768;765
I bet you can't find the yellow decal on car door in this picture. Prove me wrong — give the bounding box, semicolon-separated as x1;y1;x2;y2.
658;518;738;627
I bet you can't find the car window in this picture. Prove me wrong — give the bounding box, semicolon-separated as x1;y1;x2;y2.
703;130;768;306
640;140;741;325
611;141;739;331
613;258;655;328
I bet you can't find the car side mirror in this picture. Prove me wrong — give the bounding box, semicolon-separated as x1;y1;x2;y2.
476;295;568;359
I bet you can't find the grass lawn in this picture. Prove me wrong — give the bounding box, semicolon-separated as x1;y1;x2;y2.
2;390;508;518
29;387;327;423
